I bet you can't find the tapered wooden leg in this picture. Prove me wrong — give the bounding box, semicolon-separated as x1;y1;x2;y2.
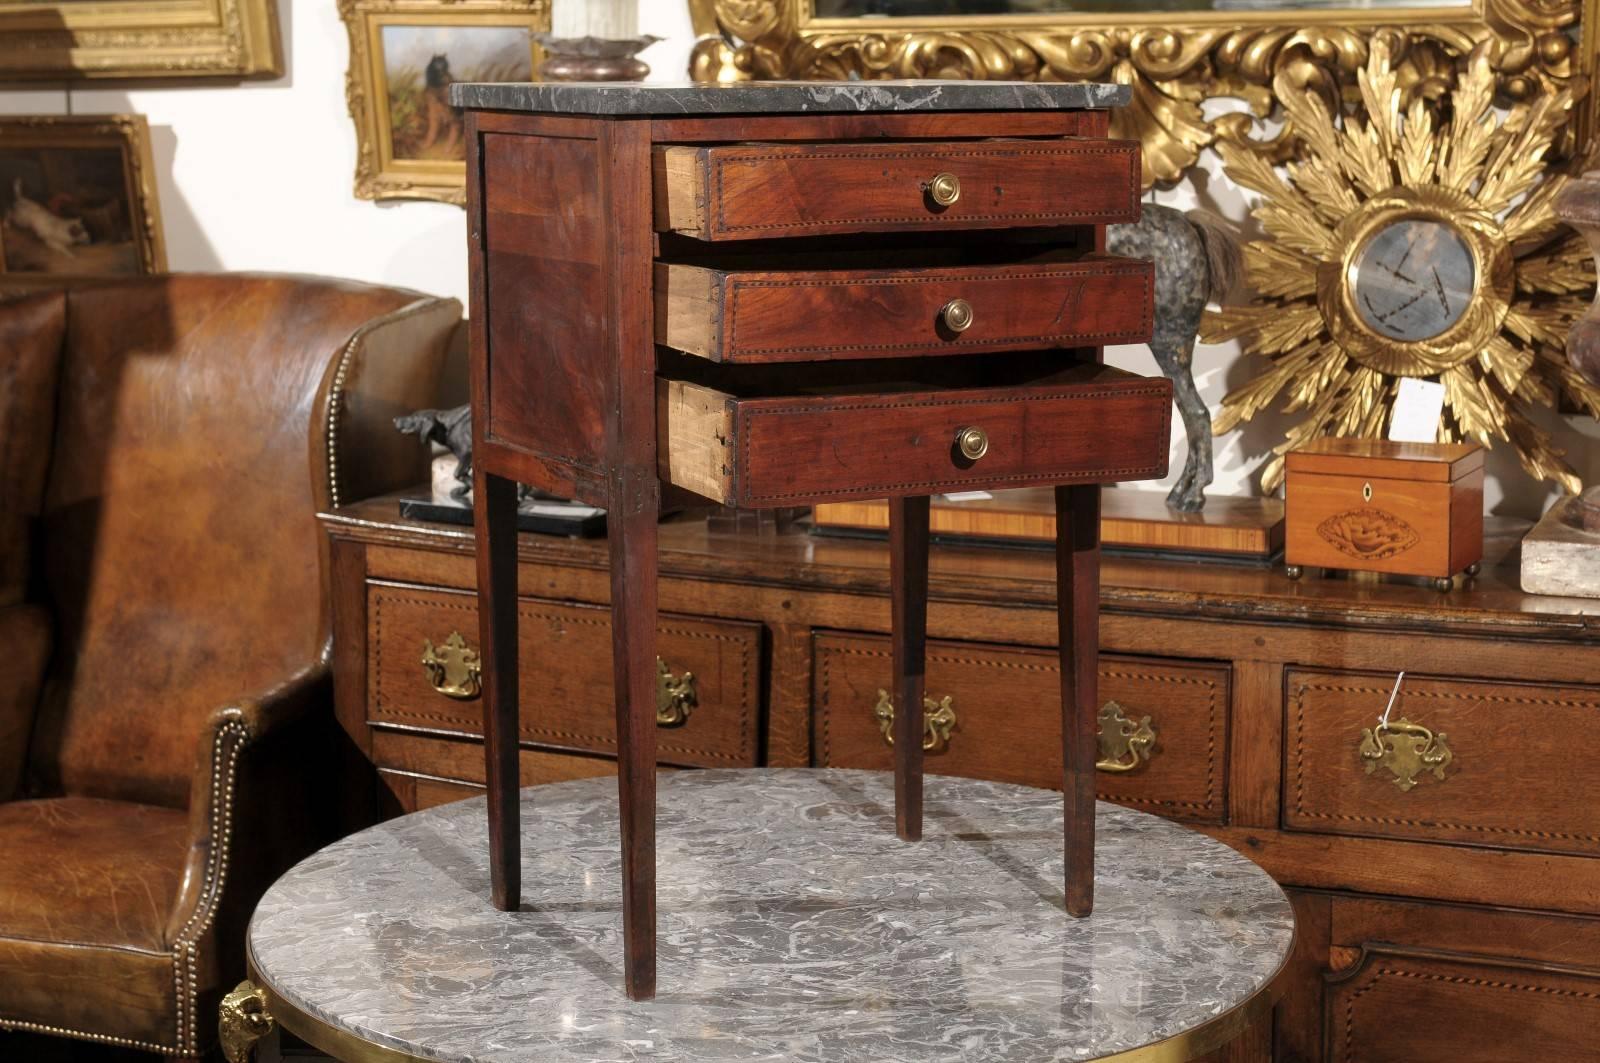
889;495;931;842
1056;483;1100;917
474;468;521;912
609;478;659;1000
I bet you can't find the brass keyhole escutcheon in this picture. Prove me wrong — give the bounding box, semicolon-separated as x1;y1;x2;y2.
941;298;974;333
1363;481;1374;502
928;172;962;207
956;426;989;462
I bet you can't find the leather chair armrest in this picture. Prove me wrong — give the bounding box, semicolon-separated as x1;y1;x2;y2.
165;661;333;945
0;603;50;802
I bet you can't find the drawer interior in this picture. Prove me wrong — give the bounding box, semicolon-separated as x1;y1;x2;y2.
656;348;1122;399
656;227;1098;270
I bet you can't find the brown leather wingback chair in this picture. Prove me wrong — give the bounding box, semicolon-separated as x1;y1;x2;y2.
0;274;462;1060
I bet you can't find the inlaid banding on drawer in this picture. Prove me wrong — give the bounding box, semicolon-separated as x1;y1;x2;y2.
658;364;1172;505
367;584;761;768
812;632;1229;823
1285;667;1600;855
654;138;1141;240
655;257;1153;363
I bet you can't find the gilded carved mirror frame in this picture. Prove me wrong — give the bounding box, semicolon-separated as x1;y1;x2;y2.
686;0;1599;187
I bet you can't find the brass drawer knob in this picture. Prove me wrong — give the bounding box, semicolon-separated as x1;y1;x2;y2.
941;298;975;333
874;689;958;752
956;426;989;462
1358;717;1453;791
928;172;962;207
421;631;482;700
1096;701;1157;773
656;658;697;727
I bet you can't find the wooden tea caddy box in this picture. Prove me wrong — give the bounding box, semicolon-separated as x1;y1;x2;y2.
452;79;1171;999
1284;437;1484;591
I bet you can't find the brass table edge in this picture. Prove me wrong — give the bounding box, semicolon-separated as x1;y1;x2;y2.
245;925;1293;1063
247;953;431;1063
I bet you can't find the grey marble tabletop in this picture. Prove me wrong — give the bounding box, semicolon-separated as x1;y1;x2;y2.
449;79;1129;116
249;769;1293;1063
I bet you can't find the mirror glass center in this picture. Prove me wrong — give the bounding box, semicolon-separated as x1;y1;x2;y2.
1351;219;1475;342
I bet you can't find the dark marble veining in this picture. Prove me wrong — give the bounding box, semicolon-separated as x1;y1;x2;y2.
450;79;1129;115
250;769;1293;1063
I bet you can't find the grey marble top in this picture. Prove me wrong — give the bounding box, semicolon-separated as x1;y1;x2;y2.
449;80;1129;116
249;770;1293;1063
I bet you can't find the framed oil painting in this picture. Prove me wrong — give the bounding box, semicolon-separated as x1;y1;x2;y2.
0;0;281;80
340;0;550;205
0;115;167;282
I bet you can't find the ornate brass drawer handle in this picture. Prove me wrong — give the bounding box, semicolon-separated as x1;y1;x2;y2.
874;689;958;752
656;659;696;727
423;631;695;727
1096;701;1157;773
927;171;961;207
1359;718;1453;791
421;631;482;700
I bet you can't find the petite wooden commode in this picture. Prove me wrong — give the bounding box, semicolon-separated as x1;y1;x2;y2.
452;79;1170;999
1284;438;1484;590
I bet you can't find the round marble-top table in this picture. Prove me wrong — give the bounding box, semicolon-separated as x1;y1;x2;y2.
235;769;1294;1063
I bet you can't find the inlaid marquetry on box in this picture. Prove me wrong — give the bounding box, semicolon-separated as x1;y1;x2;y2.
1285;438;1483;588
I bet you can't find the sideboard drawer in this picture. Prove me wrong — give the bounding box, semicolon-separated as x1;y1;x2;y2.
654;257;1152;364
1285;667;1600;855
367;583;762;768
813;632;1229;824
1327;942;1600;1062
657;362;1171;506
653;138;1141;240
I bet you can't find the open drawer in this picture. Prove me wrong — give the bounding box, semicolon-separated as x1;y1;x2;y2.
656;357;1172;507
653;138;1142;240
655;255;1153;364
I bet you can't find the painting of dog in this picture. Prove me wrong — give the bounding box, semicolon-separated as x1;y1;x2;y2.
0;134;147;277
381;25;533;162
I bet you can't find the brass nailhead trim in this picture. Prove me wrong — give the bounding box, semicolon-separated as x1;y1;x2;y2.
0;1017;177;1054
325;298;450;508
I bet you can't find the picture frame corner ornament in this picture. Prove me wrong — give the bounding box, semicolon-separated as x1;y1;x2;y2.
690;0;1592;195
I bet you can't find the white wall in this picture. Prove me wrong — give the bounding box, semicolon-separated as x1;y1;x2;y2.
0;2;695;304
2;0;1590;516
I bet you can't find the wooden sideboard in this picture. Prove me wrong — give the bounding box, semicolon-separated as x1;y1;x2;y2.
322;494;1600;1063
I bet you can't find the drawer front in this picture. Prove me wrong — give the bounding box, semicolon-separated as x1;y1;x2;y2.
1286;471;1480;576
813;632;1229;824
659;367;1172;506
1284;667;1600;855
367;583;761;768
655;258;1153;363
1327;945;1600;1062
654;139;1141;240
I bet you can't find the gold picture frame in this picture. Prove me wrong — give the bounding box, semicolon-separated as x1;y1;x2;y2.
0;0;281;81
340;0;550;205
687;0;1599;189
0;114;167;283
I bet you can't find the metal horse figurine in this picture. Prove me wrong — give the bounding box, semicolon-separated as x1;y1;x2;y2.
395;405;474;501
1108;204;1242;512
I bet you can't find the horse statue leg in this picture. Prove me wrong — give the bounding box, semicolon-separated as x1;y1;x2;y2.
1110;204;1240;513
1156;334;1214;512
